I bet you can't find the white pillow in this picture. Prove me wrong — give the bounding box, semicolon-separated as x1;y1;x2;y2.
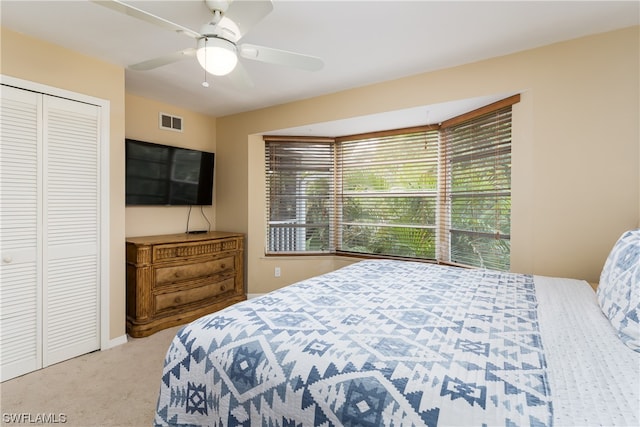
597;229;640;351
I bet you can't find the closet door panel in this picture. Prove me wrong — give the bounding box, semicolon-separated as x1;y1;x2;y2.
45;255;98;363
42;95;100;367
0;264;40;379
0;86;42;381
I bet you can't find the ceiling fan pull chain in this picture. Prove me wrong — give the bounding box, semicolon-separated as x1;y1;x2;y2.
202;37;210;88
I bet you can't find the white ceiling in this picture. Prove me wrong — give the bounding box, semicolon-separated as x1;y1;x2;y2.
2;1;638;135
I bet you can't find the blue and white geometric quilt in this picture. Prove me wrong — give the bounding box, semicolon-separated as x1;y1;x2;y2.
154;260;552;426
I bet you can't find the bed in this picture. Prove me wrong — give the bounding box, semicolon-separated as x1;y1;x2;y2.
154;229;639;426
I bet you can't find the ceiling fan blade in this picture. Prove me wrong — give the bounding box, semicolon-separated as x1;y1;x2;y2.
239;43;324;71
91;0;201;39
226;62;255;89
129;48;196;71
225;0;274;39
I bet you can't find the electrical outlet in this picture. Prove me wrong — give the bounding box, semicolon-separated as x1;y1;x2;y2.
274;267;281;277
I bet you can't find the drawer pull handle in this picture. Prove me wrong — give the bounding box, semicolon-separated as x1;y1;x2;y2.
220;285;225;291
174;297;182;304
220;263;226;269
174;272;181;278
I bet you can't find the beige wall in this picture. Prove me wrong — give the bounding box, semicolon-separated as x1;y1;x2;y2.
124;93;217;237
218;26;640;293
1;28;127;341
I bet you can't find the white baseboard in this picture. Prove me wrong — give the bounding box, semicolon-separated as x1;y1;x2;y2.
103;334;128;350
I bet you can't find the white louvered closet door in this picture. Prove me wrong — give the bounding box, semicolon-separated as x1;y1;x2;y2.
0;86;43;380
42;95;100;367
0;85;101;381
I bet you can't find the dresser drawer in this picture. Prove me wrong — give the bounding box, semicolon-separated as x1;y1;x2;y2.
153;238;240;263
154;277;235;313
155;256;234;286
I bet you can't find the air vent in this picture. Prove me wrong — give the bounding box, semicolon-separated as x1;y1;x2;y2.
159;113;183;132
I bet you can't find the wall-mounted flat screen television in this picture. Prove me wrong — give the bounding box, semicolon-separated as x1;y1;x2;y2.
125;139;215;206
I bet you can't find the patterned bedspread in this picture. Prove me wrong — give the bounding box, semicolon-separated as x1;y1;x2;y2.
155;260;552;426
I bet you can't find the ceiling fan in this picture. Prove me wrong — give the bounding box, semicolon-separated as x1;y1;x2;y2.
92;0;324;85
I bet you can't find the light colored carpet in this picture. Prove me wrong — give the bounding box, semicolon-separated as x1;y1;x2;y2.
0;326;182;427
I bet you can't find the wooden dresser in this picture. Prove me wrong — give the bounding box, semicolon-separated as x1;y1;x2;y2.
125;231;245;337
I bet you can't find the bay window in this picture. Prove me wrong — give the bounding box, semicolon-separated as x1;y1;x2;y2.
265;95;519;271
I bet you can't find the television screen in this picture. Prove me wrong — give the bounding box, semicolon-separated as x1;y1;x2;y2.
125;139;214;206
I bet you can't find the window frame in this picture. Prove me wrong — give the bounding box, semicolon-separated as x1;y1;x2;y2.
440;105;515;270
264;136;335;254
335;126;440;259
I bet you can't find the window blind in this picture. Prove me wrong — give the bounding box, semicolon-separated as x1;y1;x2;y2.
337;128;439;258
440;106;513;270
265;138;334;253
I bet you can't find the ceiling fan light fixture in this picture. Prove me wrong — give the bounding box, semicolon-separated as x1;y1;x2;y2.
196;37;238;76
